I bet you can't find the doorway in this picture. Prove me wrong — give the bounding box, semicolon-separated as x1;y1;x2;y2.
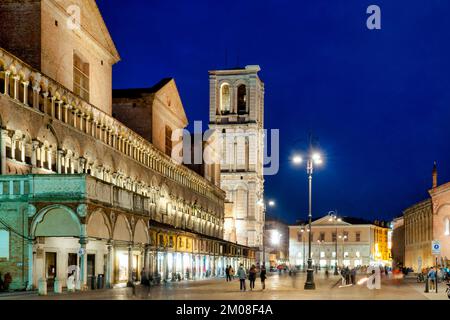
45;252;57;288
87;254;96;277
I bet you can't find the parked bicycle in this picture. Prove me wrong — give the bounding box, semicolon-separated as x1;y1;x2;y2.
417;273;425;283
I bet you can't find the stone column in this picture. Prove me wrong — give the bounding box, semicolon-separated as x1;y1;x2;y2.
144;245;150;279
105;241;113;289
92;121;97;138
0;130;9;174
127;244;133;287
47;148;52;171
57;150;63;174
32;85;41;110
22;81;29;105
42;92;48;114
79;236;88;290
50;96;56;118
12;75;20;100
4;71;10;96
63;104;70;124
26;239;34;290
79;113;85;132
39;147;45;168
10;137;16;160
20;140;25;163
154;251;159;279
57;101;63;120
73;110;78;128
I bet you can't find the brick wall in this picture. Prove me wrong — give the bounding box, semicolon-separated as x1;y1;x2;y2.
0;0;42;70
0;202;29;290
112;95;153;143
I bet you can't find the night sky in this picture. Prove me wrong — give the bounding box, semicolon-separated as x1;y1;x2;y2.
97;0;450;224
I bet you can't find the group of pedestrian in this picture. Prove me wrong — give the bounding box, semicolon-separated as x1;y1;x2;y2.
225;265;235;282
340;266;357;286
231;263;267;291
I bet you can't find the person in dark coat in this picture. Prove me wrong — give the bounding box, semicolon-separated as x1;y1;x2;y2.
350;268;356;285
260;264;267;290
345;267;350;285
225;265;231;282
249;265;257;290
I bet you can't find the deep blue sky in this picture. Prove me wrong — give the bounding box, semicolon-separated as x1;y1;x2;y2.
97;0;450;224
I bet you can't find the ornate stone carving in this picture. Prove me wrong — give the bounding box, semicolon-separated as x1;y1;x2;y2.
77;204;87;217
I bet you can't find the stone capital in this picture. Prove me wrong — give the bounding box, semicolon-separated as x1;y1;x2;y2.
77;204;88;218
27;204;37;218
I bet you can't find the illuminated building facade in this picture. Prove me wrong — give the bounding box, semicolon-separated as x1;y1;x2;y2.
0;0;254;291
288;214;391;269
404;164;450;271
208;66;265;262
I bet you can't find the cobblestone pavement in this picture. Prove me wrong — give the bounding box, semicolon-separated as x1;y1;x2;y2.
1;272;448;300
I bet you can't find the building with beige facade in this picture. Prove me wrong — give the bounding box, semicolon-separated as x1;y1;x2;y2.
391;216;405;267
0;0;255;292
209;66;265;262
404;164;450;271
289;214;391;270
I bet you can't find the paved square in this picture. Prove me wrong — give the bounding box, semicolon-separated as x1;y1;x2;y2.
1;272;448;300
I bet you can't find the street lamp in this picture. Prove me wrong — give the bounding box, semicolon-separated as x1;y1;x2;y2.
328;211;342;275
258;199;275;268
293;152;323;290
338;233;348;267
298;226;309;272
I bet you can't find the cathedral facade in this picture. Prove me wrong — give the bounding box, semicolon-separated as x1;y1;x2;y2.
208;66;265;260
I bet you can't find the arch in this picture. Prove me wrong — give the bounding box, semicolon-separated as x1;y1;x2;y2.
436;204;450;236
112;214;132;242
87;210;111;240
31;205;81;238
220;82;231;113
133;219;149;244
237;84;247;114
61;135;81;157
36;124;60;149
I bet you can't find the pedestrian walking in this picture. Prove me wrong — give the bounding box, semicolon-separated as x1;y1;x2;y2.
350;268;356;285
225;265;231;282
260;264;267;290
230;266;235;279
249;265;257;290
340;267;346;286
428;267;437;292
345;267;350;285
237;264;247;291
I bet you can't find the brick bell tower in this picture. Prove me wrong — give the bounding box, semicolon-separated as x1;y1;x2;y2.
208;65;265;260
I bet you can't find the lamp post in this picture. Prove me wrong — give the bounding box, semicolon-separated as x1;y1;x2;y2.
339;233;348;267
293;152;323;290
328;211;342;275
299;226;309;272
